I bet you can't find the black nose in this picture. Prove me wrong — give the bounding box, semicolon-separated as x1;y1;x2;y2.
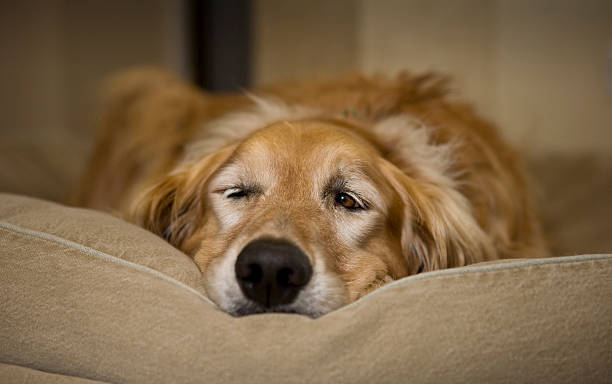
235;238;313;308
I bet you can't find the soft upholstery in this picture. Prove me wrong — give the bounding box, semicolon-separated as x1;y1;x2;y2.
1;194;611;383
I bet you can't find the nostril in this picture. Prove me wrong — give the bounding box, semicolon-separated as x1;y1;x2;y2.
237;263;263;284
277;267;293;286
277;266;311;287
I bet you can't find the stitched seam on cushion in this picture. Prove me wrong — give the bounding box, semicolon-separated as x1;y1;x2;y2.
0;362;113;384
0;220;216;307
336;253;612;314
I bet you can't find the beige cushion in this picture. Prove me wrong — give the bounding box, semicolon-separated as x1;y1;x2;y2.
1;194;611;383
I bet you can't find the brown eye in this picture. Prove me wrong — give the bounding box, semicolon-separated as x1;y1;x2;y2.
335;192;360;210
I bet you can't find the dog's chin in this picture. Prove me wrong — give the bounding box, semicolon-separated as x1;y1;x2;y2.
227;299;326;318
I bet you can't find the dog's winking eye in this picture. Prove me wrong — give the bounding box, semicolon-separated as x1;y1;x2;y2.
223;187;252;200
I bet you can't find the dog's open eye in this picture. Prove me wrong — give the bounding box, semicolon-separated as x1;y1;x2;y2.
335;192;364;210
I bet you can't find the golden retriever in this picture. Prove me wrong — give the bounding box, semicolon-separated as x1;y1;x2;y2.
72;68;548;317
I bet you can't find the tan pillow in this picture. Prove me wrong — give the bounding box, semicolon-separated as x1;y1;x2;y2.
1;194;611;383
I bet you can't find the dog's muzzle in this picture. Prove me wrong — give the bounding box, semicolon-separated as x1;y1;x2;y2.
234;238;312;310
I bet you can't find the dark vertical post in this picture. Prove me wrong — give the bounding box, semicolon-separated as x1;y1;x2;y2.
190;0;252;92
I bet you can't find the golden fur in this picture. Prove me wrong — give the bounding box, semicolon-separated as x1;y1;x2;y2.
72;68;547;317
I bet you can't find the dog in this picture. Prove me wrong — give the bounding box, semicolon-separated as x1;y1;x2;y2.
72;68;548;317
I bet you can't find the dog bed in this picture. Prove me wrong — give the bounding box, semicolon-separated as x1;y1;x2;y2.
1;193;610;383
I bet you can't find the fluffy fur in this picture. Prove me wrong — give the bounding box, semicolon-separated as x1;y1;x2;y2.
72;68;548;317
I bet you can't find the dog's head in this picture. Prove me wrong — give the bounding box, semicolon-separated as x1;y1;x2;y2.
130;103;492;317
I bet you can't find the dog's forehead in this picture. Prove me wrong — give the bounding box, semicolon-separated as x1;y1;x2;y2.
235;120;378;165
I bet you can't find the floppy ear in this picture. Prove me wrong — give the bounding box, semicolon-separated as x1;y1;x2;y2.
378;158;495;273
128;146;234;249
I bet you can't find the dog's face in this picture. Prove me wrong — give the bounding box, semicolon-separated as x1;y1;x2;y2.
195;120;412;317
131;117;491;317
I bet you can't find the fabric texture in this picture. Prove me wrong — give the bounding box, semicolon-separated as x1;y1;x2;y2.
1;194;611;383
0;363;108;384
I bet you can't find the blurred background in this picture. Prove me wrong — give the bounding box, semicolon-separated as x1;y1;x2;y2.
1;0;611;254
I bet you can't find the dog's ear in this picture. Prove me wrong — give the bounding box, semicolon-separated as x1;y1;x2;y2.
129;171;194;246
128;146;234;249
378;158;495;273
